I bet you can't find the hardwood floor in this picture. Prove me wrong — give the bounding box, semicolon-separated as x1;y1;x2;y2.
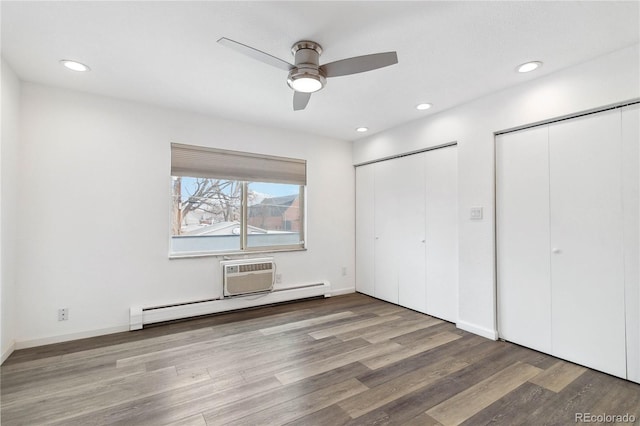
2;293;639;425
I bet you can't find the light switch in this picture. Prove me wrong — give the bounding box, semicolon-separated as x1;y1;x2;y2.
470;206;483;220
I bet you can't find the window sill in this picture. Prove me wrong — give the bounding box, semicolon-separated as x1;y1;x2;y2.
169;247;307;259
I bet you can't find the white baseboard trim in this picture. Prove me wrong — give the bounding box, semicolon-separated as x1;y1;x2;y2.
1;340;16;364
456;320;498;340
328;287;355;297
15;326;130;350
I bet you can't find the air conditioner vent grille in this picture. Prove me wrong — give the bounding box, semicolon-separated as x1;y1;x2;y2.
238;262;272;273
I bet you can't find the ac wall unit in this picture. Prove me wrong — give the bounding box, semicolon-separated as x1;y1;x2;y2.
222;258;275;297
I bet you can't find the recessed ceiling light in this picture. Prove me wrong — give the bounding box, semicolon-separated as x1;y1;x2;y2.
60;60;90;72
517;61;542;73
356;127;369;133
416;103;432;110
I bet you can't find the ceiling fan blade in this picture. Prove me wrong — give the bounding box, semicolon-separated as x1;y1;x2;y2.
321;51;398;78
293;91;311;111
217;37;293;71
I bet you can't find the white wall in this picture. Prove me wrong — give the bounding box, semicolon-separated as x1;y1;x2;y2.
353;44;640;339
1;58;21;361
15;83;355;347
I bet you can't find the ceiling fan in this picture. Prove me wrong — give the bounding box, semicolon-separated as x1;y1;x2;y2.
218;37;398;111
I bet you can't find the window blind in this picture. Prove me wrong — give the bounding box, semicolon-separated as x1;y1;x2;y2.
171;143;306;185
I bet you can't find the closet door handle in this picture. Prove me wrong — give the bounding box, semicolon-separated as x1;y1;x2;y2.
551;248;562;254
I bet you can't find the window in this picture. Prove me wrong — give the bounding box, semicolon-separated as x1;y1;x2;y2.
170;143;306;255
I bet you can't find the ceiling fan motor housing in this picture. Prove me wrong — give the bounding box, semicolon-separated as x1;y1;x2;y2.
287;41;326;93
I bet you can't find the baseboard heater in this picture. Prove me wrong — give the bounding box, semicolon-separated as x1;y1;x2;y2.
129;281;330;330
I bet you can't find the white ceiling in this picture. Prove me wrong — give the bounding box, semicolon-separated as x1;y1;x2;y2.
2;1;639;141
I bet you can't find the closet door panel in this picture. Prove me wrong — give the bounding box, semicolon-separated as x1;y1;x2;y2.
373;160;402;304
355;164;375;297
396;153;427;313
622;104;640;383
496;126;552;353
425;146;458;322
549;110;626;378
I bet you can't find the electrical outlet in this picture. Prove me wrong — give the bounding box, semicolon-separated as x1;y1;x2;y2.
342;266;347;276
58;308;69;321
470;206;483;220
275;274;282;284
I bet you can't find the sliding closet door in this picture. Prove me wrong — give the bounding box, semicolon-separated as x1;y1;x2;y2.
496;126;552;353
425;146;458;321
549;110;626;378
396;154;427;313
355;164;375;297
622;104;640;383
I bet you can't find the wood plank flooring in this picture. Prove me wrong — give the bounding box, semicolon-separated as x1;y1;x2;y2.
2;293;639;425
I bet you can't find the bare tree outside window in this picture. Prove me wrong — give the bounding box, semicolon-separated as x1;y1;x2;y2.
173;178;252;235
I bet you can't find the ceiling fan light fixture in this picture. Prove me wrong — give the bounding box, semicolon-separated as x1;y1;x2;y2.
287;68;326;93
289;76;323;93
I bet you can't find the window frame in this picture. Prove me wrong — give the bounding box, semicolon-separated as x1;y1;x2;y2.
169;144;307;258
